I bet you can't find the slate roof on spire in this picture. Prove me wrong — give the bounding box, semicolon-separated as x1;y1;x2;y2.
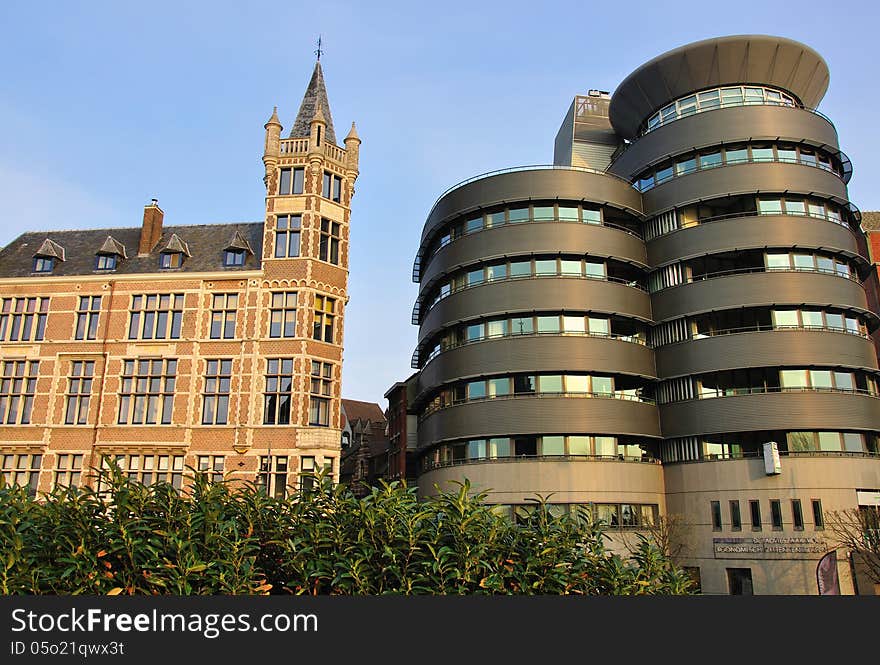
290;60;337;144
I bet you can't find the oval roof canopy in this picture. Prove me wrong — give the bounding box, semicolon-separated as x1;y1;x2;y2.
608;35;830;139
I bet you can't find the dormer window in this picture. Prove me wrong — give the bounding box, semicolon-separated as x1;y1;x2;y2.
159;252;183;269
96;254;117;271
32;238;65;274
33;257;54;273
95;236;126;272
224;249;246;266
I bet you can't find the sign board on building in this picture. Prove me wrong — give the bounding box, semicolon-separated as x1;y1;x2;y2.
713;537;827;559
763;441;781;475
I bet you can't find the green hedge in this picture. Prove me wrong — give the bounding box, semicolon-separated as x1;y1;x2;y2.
0;468;694;595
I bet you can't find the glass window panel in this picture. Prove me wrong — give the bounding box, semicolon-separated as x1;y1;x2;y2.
816;256;834;273
833;372;854;391
638;174;655;191
817;431;842;451
588;317;610;335
793;254;815;270
541;436;565;456
594;436;616;457
825;313;844;330
488;438;510;458
467;439;486;460
800;310;823;328
513;375;536;394
533;206;554;221
487;378;510;397
568;436;591;456
508;207;529;223
766;253;791;269
699;152;722;169
724;147;748;164
486;319;507;337
584;262;606;278
842;432;864;452
751;147;774;162
558;206;579;221
780;369;809;388
810;370;833;389
675;157;697;175
467;381;486;399
758;199;784;215
655;165;674;183
465;323;483;341
582;208;601;224
486;263;507;281
510;317;534;335
537;316;560;333
535;259;557;275
721;87;744;104
697;89;720;108
565;375;589;392
808;202;826;218
465;217;483;234
560;260;582;276
538;375;563;393
510;261;531;277
772;310;799;328
467;269;484;286
562;316;585;333
592;376;613;395
487;211;505;227
777;147;798;163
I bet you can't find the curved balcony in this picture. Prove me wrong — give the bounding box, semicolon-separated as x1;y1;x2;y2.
418;166;643;251
416;333;657;402
609;104;840;181
420;220;647;291
641;161;849;217
419;457;666;505
647;213;865;269
418;276;652;346
655;327;879;379
650;270;868;323
659;390;880;439
417;394;661;448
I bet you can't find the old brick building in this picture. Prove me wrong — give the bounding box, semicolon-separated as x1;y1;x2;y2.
0;58;360;497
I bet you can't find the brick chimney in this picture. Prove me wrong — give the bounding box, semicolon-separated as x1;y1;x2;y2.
139;199;164;255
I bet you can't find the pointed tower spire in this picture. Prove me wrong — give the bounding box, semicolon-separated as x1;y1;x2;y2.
290;60;337;144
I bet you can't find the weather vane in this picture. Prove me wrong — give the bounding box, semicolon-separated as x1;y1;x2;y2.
315;36;323;61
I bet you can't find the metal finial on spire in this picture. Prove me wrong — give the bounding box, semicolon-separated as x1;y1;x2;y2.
315;36;323;61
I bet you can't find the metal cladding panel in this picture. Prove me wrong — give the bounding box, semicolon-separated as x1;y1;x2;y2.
417;335;656;401
642;162;849;216
418;278;653;345
647;215;863;268
419;459;666;501
420;222;647;289
417;396;661;448
420;169;643;248
609;105;839;180
655;329;880;379
609;35;830;139
659;391;880;439
650;271;869;323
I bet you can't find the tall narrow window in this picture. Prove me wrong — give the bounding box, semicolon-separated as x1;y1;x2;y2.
0;453;41;497
1;297;49;342
0;360;39;424
275;215;301;258
812;499;824;529
300;456;316;491
259;456;288;498
277;167;305;195
159;252;183;269
75;296;101;341
128;294;184;340
792;499;804;530
117;359;176;425
313;295;335;343
209;293;238;339
322;171;342;202
309;361;332;426
65;360;94;425
197;456;225;483
53;454;83;489
269;292;298;338
319;219;341;264
711;501;722;531
202;359;232;425
263;359;294;425
749;500;762;530
770;499;783;530
730;500;742;531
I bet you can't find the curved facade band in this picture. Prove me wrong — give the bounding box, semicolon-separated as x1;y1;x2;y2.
395;34;880;595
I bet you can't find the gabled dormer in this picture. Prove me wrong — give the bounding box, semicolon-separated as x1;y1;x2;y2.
223;230;254;267
157;233;190;270
33;238;65;273
96;235;127;271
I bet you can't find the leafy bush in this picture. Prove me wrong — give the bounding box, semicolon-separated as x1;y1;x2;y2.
0;468;694;595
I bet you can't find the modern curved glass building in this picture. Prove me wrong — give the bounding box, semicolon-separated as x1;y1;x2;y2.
395;35;880;594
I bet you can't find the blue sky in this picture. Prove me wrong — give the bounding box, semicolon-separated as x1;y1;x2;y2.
1;0;878;404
